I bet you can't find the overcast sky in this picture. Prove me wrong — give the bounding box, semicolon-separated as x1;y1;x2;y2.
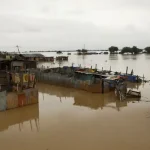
0;0;150;51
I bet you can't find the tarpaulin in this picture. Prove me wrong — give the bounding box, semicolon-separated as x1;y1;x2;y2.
23;74;29;83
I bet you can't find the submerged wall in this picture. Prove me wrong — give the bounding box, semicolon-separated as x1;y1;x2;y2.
0;88;38;111
32;70;112;93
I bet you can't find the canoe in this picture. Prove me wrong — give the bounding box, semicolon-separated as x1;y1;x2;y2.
127;90;141;98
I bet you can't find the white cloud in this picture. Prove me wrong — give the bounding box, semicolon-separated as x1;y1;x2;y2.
0;0;150;51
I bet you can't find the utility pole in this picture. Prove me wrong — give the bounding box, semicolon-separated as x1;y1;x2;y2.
16;45;21;54
84;44;85;50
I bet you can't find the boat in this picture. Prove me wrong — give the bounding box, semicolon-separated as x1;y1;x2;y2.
127;90;141;98
119;74;142;82
56;56;68;61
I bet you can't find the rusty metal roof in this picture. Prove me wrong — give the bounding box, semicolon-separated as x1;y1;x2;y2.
20;53;45;58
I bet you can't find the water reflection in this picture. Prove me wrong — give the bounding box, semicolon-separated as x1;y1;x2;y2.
109;54;118;60
127;82;142;90
0;83;142;132
38;83;140;111
145;54;150;59
73;92;133;111
121;54;137;60
0;104;39;132
38;84;74;98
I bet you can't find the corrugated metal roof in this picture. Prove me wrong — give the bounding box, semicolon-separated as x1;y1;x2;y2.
20;53;45;58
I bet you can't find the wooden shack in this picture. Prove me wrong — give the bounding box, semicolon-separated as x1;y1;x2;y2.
19;53;45;62
74;71;110;93
0;59;38;111
11;60;37;71
0;70;8;91
56;56;68;61
0;70;38;111
0;60;36;71
45;57;54;62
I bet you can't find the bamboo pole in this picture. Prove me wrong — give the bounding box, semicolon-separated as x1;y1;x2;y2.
126;66;128;75
95;64;97;70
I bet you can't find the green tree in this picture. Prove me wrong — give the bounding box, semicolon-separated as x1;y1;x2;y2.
145;47;150;53
76;49;82;55
76;49;81;53
121;47;132;54
77;49;88;55
121;46;142;54
81;49;88;53
108;46;118;54
132;46;142;54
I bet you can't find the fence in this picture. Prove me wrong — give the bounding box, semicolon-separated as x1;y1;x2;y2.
30;68;113;93
37;72;74;87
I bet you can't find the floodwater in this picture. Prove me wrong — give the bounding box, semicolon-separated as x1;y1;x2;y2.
1;53;150;150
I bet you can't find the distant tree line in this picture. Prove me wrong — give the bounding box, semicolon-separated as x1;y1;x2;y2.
76;49;88;55
0;51;9;58
108;46;119;54
108;46;150;54
145;47;150;53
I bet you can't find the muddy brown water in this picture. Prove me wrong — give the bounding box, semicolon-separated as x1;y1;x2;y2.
1;54;150;150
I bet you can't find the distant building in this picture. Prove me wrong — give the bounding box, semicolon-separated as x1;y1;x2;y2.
56;56;68;61
0;60;37;71
19;54;54;62
19;54;45;61
56;51;63;54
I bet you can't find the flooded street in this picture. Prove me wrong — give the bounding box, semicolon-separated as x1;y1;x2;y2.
1;53;150;150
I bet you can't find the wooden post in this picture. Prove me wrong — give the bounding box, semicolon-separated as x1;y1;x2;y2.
110;66;111;71
20;73;23;92
131;69;133;75
28;72;30;88
95;64;97;70
91;66;92;69
126;66;128;75
102;67;103;71
102;79;104;94
136;75;139;83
